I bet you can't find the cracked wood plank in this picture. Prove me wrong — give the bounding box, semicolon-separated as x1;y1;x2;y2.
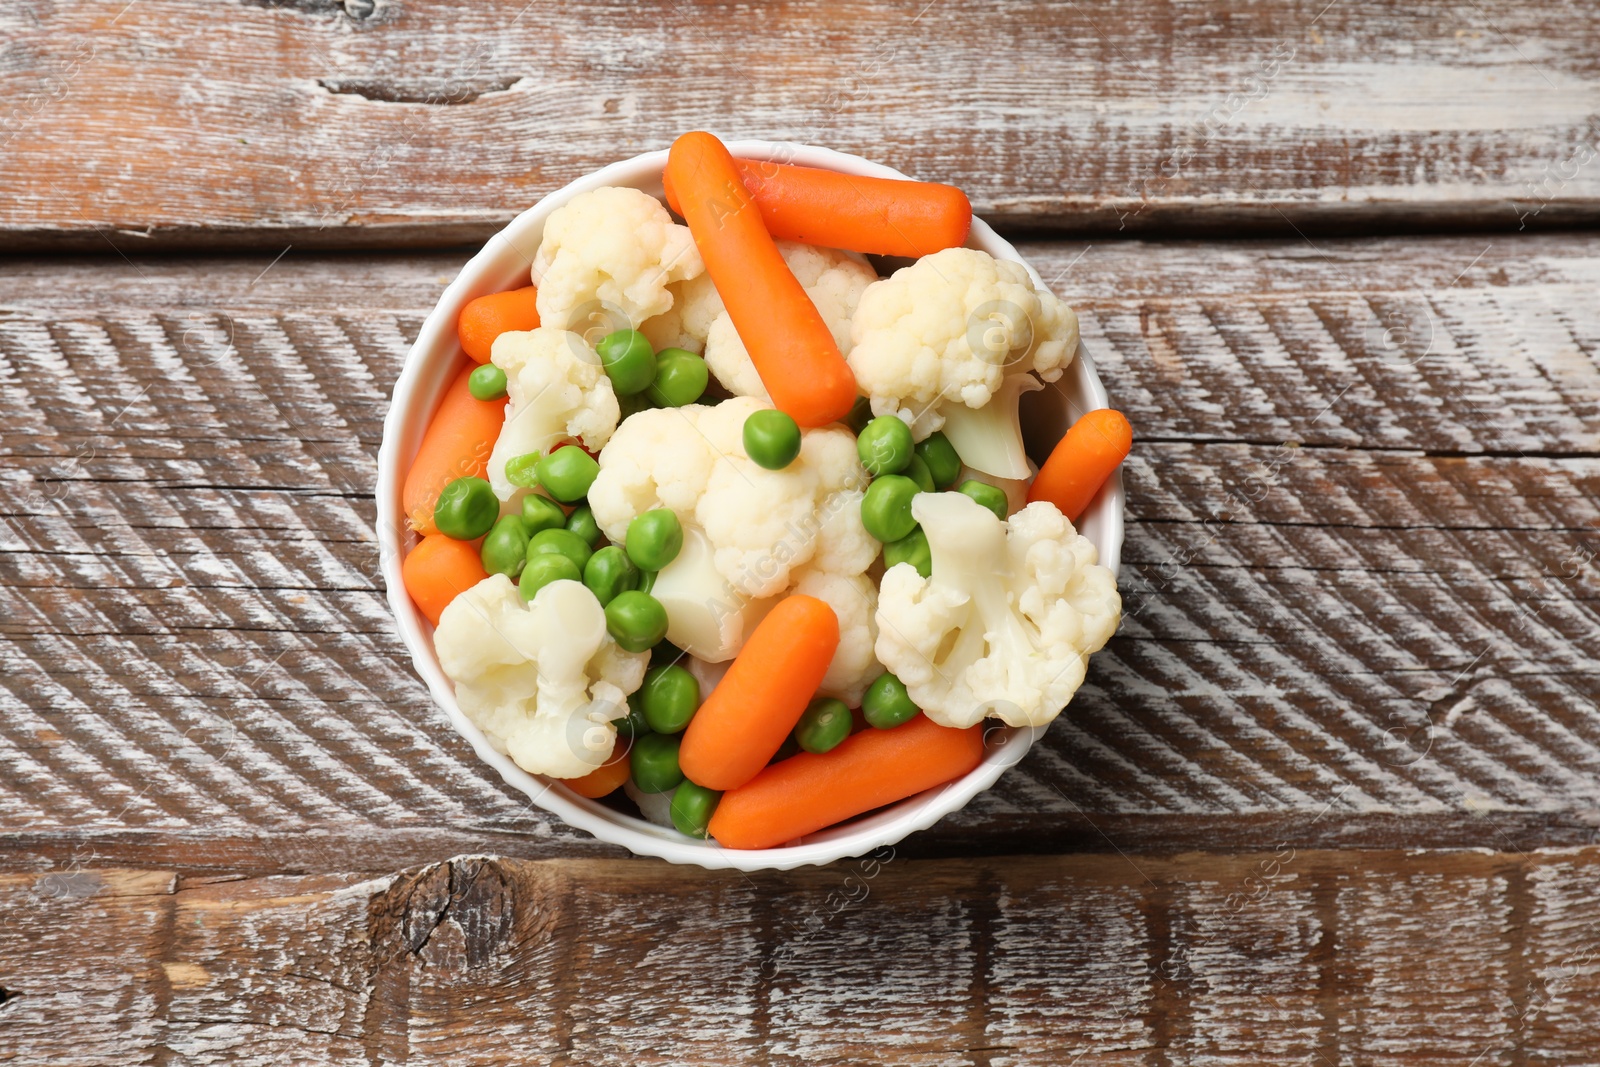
0;851;1598;1064
0;233;1595;865
5;0;1600;247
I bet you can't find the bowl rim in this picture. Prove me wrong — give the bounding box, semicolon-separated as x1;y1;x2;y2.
375;138;1123;871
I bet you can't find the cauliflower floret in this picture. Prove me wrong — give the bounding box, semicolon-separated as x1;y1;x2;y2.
435;576;648;778
589;396;874;660
532;186;704;333
486;328;620;501
703;242;877;399
874;492;1119;729
792;567;878;705
640;272;724;354
847;247;1079;478
808;485;876;576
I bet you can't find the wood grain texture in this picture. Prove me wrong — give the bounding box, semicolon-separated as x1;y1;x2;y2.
1;849;1599;1064
1;233;1596;867
6;0;1600;247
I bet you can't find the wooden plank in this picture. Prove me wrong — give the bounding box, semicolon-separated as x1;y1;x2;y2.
0;234;1596;865
1;850;1598;1064
6;0;1600;247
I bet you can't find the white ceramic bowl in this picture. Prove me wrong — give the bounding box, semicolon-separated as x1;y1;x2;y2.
377;140;1123;870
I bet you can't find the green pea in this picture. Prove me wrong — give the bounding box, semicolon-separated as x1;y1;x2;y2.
618;390;655;420
504;451;544;489
637;569;657;595
862;671;919;729
648;348;709;407
630;731;683;793
433;476;499;540
605;590;669;652
915;432;962;490
904;453;936;493
520;492;567;534
640;664;699;734
597;329;659;396
844;395;874;434
957;479;1009;520
856;415;913;476
626;508;683;571
616;691;651;740
536;445;600;504
468;363;508;401
519;552;580;601
743;409;802;470
566;504;602;546
860;474;920;542
527;527;593;573
883;526;931;578
670;780;721;838
583;545;639;607
480;515;530;578
794;696;852;754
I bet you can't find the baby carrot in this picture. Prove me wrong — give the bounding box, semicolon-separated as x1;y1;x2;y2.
1026;408;1132;522
402;534;489;626
458;285;540;363
666;158;971;259
678;594;840;791
665;132;858;427
564;742;633;797
402;361;508;535
708;715;985;850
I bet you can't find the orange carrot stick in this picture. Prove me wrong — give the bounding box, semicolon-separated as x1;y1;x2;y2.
665;158;971;258
458;285;540;364
402;362;508;535
564;740;633;797
678;594;840;791
708;715;985;850
402;534;489;626
1026;408;1132;522
665;132;858;427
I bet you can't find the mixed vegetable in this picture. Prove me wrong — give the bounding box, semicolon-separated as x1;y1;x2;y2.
401;132;1130;849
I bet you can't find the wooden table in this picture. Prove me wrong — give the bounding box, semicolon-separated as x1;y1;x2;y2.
3;1;1599;1062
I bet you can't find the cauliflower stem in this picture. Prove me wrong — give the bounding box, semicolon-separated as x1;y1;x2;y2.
938;371;1045;480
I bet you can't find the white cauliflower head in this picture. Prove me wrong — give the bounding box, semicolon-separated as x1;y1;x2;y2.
847;247;1079;477
640;272;724;354
703;242;877;399
532;186;704;334
435;575;648;778
486;327;620;501
590;393;874;606
874;492;1119;729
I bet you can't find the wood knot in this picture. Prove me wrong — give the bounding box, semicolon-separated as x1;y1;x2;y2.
367;856;520;969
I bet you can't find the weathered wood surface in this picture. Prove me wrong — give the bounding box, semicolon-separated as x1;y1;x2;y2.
2;233;1596;870
2;849;1599;1065
6;0;1600;247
